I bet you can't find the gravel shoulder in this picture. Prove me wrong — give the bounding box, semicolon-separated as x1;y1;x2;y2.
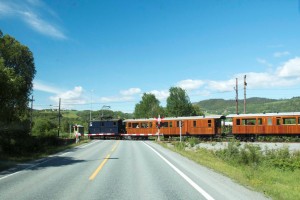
193;142;300;152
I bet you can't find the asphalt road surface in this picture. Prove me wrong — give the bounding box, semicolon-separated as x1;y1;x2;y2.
0;140;270;200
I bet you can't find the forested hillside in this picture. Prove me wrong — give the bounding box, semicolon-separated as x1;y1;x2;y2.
195;97;300;115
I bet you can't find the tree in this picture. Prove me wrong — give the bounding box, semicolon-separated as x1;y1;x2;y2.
166;87;194;117
0;31;36;124
192;104;203;116
134;93;165;118
32;118;57;137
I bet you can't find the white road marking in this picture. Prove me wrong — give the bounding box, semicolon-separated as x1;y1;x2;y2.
143;142;215;200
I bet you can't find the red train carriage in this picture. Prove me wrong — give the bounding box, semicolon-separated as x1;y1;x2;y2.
122;118;159;139
227;112;300;139
124;115;225;139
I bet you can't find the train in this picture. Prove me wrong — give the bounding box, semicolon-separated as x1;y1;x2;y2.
87;112;300;140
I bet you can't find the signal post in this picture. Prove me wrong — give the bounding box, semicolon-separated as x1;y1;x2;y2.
155;115;162;141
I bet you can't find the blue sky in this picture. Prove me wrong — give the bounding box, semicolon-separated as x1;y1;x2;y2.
1;0;300;113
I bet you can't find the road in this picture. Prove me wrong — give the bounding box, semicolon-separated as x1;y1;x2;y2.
0;140;269;200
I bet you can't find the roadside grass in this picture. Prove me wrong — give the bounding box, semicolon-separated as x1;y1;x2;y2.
159;141;300;200
0;137;90;172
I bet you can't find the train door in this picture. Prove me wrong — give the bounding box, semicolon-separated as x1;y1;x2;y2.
214;119;219;134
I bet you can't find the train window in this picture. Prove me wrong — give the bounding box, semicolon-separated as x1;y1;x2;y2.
267;118;272;125
128;123;132;128
276;118;281;125
208;120;211;127
161;122;168;127
176;121;184;127
298;118;300;125
133;123;139;128
141;122;148;128
149;122;153;128
170;122;173;127
113;122;117;126
257;118;262;125
193;121;196;127
242;119;256;125
236;119;240;125
283;118;296;125
101;122;104;126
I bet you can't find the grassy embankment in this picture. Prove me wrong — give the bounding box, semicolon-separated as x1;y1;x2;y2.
159;139;300;200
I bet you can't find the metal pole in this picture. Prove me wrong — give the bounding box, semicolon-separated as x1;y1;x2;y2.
244;75;247;114
58;98;61;137
156;115;161;142
179;120;182;142
235;78;238;114
90;90;93;122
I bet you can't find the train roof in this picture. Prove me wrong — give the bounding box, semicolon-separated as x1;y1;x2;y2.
227;112;300;118
91;118;122;122
123;115;225;122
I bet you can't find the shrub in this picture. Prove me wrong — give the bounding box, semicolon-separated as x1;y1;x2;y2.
238;144;262;166
174;141;187;151
187;137;200;147
215;142;240;164
264;147;300;171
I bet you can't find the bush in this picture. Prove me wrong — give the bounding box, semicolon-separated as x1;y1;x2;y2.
187;137;200;147
238;144;262;166
173;141;187;151
264;147;300;171
213;142;300;171
32;118;57;137
215;142;240;164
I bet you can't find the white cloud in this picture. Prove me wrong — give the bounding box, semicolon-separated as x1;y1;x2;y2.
273;51;290;58
148;90;169;101
33;81;61;94
50;86;87;105
120;88;141;96
22;11;66;39
207;79;236;92
277;57;300;78
176;79;204;90
99;96;134;103
98;87;141;103
0;1;66;39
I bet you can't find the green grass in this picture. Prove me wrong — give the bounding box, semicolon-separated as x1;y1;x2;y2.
62;110;79;118
159;141;300;200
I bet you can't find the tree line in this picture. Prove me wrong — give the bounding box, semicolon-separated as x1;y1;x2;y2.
133;87;202;118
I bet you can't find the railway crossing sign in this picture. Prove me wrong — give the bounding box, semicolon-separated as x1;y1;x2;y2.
155;115;163;141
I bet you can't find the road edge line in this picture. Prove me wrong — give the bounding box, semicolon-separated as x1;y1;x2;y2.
143;141;215;200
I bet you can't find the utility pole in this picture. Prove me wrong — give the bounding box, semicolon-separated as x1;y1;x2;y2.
29;95;34;134
179;120;182;142
244;75;247;114
234;78;239;114
58;98;61;137
90;90;93;122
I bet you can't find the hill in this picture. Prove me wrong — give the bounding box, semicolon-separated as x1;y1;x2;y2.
195;97;300;115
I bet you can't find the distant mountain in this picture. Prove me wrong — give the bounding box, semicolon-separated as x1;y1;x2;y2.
194;97;300;115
